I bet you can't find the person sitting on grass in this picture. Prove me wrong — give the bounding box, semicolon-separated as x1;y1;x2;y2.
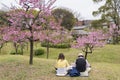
55;53;70;76
76;53;91;77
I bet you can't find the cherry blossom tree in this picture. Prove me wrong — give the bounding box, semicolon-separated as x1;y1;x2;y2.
108;23;120;44
72;30;106;59
34;14;72;59
7;0;57;64
0;27;5;53
2;26;27;54
35;15;62;59
40;27;72;58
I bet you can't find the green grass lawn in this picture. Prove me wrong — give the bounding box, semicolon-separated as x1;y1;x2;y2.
0;43;120;80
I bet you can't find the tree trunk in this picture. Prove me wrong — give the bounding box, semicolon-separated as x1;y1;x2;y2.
14;43;18;54
0;48;1;53
25;42;28;51
46;41;49;59
20;44;24;55
29;37;34;65
84;45;88;59
0;45;3;53
85;52;88;60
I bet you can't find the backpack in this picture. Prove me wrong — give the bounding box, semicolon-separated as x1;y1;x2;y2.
76;57;86;72
68;67;80;77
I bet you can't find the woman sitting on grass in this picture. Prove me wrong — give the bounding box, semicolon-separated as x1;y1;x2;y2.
55;53;70;76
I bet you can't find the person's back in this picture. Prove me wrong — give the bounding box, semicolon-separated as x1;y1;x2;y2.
55;59;69;68
76;57;86;72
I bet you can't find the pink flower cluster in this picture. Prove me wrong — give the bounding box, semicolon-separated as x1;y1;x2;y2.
72;30;106;49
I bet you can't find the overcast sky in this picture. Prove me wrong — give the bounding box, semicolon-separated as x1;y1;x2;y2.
0;0;104;20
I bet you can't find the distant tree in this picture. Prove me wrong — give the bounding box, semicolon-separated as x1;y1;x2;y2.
92;0;120;29
72;30;106;59
38;15;62;59
0;27;5;53
73;11;83;21
91;19;108;29
92;0;120;44
91;20;103;29
3;27;27;54
108;23;120;44
40;29;72;58
0;11;9;26
52;8;76;30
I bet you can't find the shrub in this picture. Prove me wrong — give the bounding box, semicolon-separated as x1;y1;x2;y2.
10;50;23;55
34;48;45;56
41;42;70;48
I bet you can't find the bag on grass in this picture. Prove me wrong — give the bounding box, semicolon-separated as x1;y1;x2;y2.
68;67;80;77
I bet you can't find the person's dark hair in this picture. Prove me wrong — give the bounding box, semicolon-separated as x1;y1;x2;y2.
58;53;65;60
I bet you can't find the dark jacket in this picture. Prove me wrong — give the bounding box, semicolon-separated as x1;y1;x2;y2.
76;57;86;72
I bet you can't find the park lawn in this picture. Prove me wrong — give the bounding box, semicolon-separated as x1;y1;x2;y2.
0;44;120;80
0;55;120;80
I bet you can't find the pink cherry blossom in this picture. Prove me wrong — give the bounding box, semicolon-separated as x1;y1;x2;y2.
72;30;107;59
